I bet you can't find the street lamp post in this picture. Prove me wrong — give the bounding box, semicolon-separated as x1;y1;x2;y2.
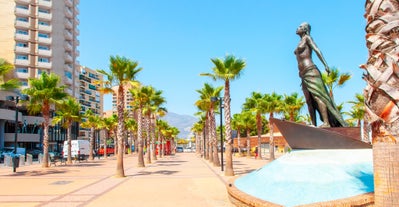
7;95;27;173
211;97;224;171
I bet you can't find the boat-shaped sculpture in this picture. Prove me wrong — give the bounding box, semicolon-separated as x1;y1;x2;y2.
271;118;371;149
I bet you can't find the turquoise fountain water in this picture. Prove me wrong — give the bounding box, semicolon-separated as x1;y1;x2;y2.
234;149;373;207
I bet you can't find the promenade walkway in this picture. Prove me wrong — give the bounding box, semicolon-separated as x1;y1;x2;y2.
0;152;271;207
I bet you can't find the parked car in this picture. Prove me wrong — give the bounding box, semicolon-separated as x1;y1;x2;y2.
98;145;115;156
26;149;42;159
176;147;184;153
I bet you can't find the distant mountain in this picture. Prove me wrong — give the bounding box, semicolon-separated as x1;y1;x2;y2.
160;112;197;139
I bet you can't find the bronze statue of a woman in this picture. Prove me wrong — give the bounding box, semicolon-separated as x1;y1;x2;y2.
294;22;347;127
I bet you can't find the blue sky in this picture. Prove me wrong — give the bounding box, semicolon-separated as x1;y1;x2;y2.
78;1;367;119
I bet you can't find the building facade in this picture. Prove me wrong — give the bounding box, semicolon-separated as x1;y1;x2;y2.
79;66;103;141
0;0;80;152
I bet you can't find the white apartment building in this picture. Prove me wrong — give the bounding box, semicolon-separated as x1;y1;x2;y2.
0;0;80;151
0;0;80;98
79;66;103;140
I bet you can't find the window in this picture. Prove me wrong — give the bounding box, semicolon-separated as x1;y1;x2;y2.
16;42;28;47
16;67;28;73
16;5;29;10
16;29;28;35
65;71;72;79
38;8;49;14
38;57;49;62
38;33;49;38
16;17;28;22
38;21;49;26
16;55;28;60
38;45;49;50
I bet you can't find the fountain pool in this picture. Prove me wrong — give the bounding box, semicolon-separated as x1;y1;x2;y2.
234;149;373;206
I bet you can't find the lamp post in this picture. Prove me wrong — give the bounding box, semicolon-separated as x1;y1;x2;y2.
6;95;28;173
211;96;224;171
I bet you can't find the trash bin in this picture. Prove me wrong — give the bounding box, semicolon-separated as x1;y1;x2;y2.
12;155;20;168
26;154;33;165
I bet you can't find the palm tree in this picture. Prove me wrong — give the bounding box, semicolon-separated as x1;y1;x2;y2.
101;114;118;158
52;96;81;164
191;121;204;155
232;113;244;155
363;1;399;205
81;109;101;160
97;55;142;177
242;92;267;160
282;92;305;122
129;85;153;167
125;118;137;154
264;92;283;161
21;72;67;168
321;67;352;101
0;58;20;90
344;94;365;127
195;83;223;166
201;54;246;176
239;111;256;157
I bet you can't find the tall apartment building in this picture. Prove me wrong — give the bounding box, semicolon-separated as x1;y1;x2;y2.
0;0;80;151
0;0;80;98
79;66;103;140
112;85;134;115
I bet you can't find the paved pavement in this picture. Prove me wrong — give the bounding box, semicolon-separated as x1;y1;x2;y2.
0;152;273;207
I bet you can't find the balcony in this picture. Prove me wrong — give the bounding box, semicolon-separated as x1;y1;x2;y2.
65;53;73;62
15;71;30;79
65;19;73;29
64;42;72;51
37;49;52;56
65;8;73;18
15;8;30;17
15;46;30;54
63;77;73;86
15;0;30;4
65;0;73;7
37;61;51;69
64;64;73;73
38;0;52;9
64;30;73;40
15;20;30;29
38;12;52;21
15;59;30;66
65;88;73;95
38;37;51;44
15;33;30;41
38;24;52;33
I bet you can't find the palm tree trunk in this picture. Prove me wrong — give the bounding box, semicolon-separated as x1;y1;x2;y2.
224;81;234;176
137;109;145;167
89;127;95;160
41;103;50;168
211;110;220;167
246;130;251;157
269;114;275;161
256;113;262;160
66;126;72;164
373;143;399;206
115;85;125;177
237;128;241;155
364;1;399;205
145;116;151;164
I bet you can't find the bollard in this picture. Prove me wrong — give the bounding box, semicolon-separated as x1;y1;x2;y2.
26;154;33;165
